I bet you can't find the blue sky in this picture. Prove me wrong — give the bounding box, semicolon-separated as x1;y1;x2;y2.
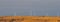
0;0;60;16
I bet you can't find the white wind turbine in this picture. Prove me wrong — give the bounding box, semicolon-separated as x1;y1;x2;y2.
14;12;16;16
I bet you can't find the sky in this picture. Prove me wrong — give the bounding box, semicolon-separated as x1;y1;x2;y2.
0;0;60;16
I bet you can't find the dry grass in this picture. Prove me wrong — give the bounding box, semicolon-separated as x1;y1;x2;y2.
0;16;60;22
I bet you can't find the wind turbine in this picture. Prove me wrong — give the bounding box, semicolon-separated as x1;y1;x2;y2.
57;7;59;17
14;12;16;16
46;12;48;16
57;11;59;17
46;7;48;16
31;8;35;16
32;9;33;16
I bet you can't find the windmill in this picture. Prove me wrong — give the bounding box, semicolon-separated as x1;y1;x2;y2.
14;12;16;16
57;7;59;17
46;13;48;16
46;7;48;16
57;11;59;17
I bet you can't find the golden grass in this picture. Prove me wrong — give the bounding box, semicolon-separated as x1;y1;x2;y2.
0;16;60;22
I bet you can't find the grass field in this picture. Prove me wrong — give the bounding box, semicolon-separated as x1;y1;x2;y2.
0;16;60;22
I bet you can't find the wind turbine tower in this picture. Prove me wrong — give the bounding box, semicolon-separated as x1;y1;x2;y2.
14;12;16;16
